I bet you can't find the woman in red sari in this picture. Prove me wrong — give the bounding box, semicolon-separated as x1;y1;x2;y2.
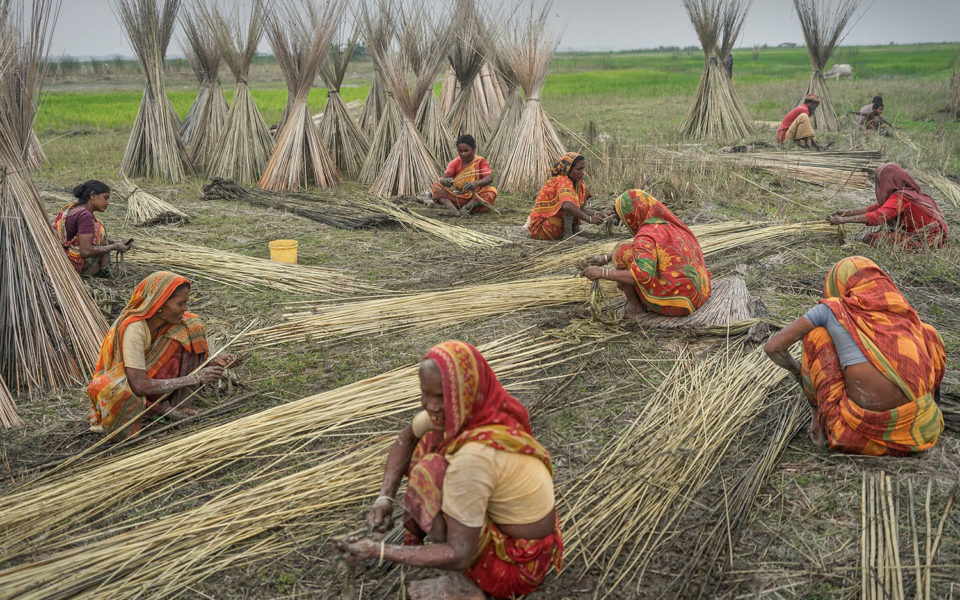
51;180;132;277
829;163;949;249
764;257;944;455
580;189;712;317
336;341;562;600
87;271;234;440
524;152;612;240
431;134;498;215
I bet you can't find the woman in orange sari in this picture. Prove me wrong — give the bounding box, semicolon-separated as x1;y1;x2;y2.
581;189;712;317
524;152;612;240
431;134;498;215
87;271;234;440
51;180;132;277
764;257;945;456
336;341;562;600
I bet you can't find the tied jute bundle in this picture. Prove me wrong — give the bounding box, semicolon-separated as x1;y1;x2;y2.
680;0;753;140
179;5;228;170
318;25;370;180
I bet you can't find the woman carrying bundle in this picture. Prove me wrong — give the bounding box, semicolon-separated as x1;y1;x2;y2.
87;271;235;440
431;134;498;215
51;180;132;277
335;341;562;600
524;152;612;240
829;163;949;250
580;189;712;317
776;93;822;150
764;257;945;456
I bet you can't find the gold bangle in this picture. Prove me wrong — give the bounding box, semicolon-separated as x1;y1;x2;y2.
378;540;385;567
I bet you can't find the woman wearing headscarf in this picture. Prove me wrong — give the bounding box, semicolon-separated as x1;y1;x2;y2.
776;93;823;150
764;257;945;456
51;180;132;277
335;341;562;600
829;163;949;249
580;189;712;317
87;271;235;440
524;152;612;240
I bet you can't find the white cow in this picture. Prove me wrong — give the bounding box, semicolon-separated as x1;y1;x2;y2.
824;64;854;80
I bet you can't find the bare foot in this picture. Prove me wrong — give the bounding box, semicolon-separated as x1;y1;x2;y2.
408;573;485;600
808;413;827;448
624;304;648;318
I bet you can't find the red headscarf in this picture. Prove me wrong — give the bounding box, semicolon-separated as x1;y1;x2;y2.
873;163;949;237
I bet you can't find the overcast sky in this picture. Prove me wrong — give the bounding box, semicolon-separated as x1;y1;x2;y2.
52;0;960;59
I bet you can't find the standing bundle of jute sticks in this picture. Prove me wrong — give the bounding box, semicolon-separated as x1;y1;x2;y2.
793;0;858;132
0;0;107;395
179;5;228;170
680;0;753;139
317;23;369;180
495;2;565;194
259;0;343;191
358;0;394;138
115;0;193;182
0;375;20;428
203;0;274;185
360;0;453;197
445;0;493;144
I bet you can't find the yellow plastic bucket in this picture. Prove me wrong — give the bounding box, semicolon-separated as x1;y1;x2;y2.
268;239;298;264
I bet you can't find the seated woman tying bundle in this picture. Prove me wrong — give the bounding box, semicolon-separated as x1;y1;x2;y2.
855;95;886;131
431;134;498;215
335;341;562;600
829;163;948;250
51;180;132;277
764;257;945;456
524;152;612;240
580;189;712;317
87;271;235;440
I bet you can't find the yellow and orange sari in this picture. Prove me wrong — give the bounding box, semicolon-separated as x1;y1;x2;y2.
402;341;562;599
612;189;711;316
51;202;108;276
524;152;588;240
87;271;208;439
801;257;945;456
432;155;498;213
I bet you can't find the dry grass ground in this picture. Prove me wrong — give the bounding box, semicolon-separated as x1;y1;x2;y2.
1;45;959;598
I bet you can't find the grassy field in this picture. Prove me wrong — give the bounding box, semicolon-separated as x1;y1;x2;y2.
2;43;959;599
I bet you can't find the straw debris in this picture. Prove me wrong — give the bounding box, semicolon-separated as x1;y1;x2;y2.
115;177;189;227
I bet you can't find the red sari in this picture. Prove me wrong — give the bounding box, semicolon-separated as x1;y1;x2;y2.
525;152;588;240
402;341;562;599
801;257;945;455
612;189;711;316
87;271;209;439
862;163;948;249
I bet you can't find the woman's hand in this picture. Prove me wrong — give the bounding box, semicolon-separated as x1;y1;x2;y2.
582;254;610;267
113;240;133;253
197;365;226;384
439;177;454;187
588;213;604;225
581;266;605;281
334;536;379;560
827;214;844;226
368;496;395;532
211;354;238;368
461;181;477;192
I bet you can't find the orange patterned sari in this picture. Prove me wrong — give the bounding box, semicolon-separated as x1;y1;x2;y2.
51;202;108;275
432;155;498;213
612;189;711;316
402;341;562;599
801;257;945;456
525;152;588;240
87;271;208;439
